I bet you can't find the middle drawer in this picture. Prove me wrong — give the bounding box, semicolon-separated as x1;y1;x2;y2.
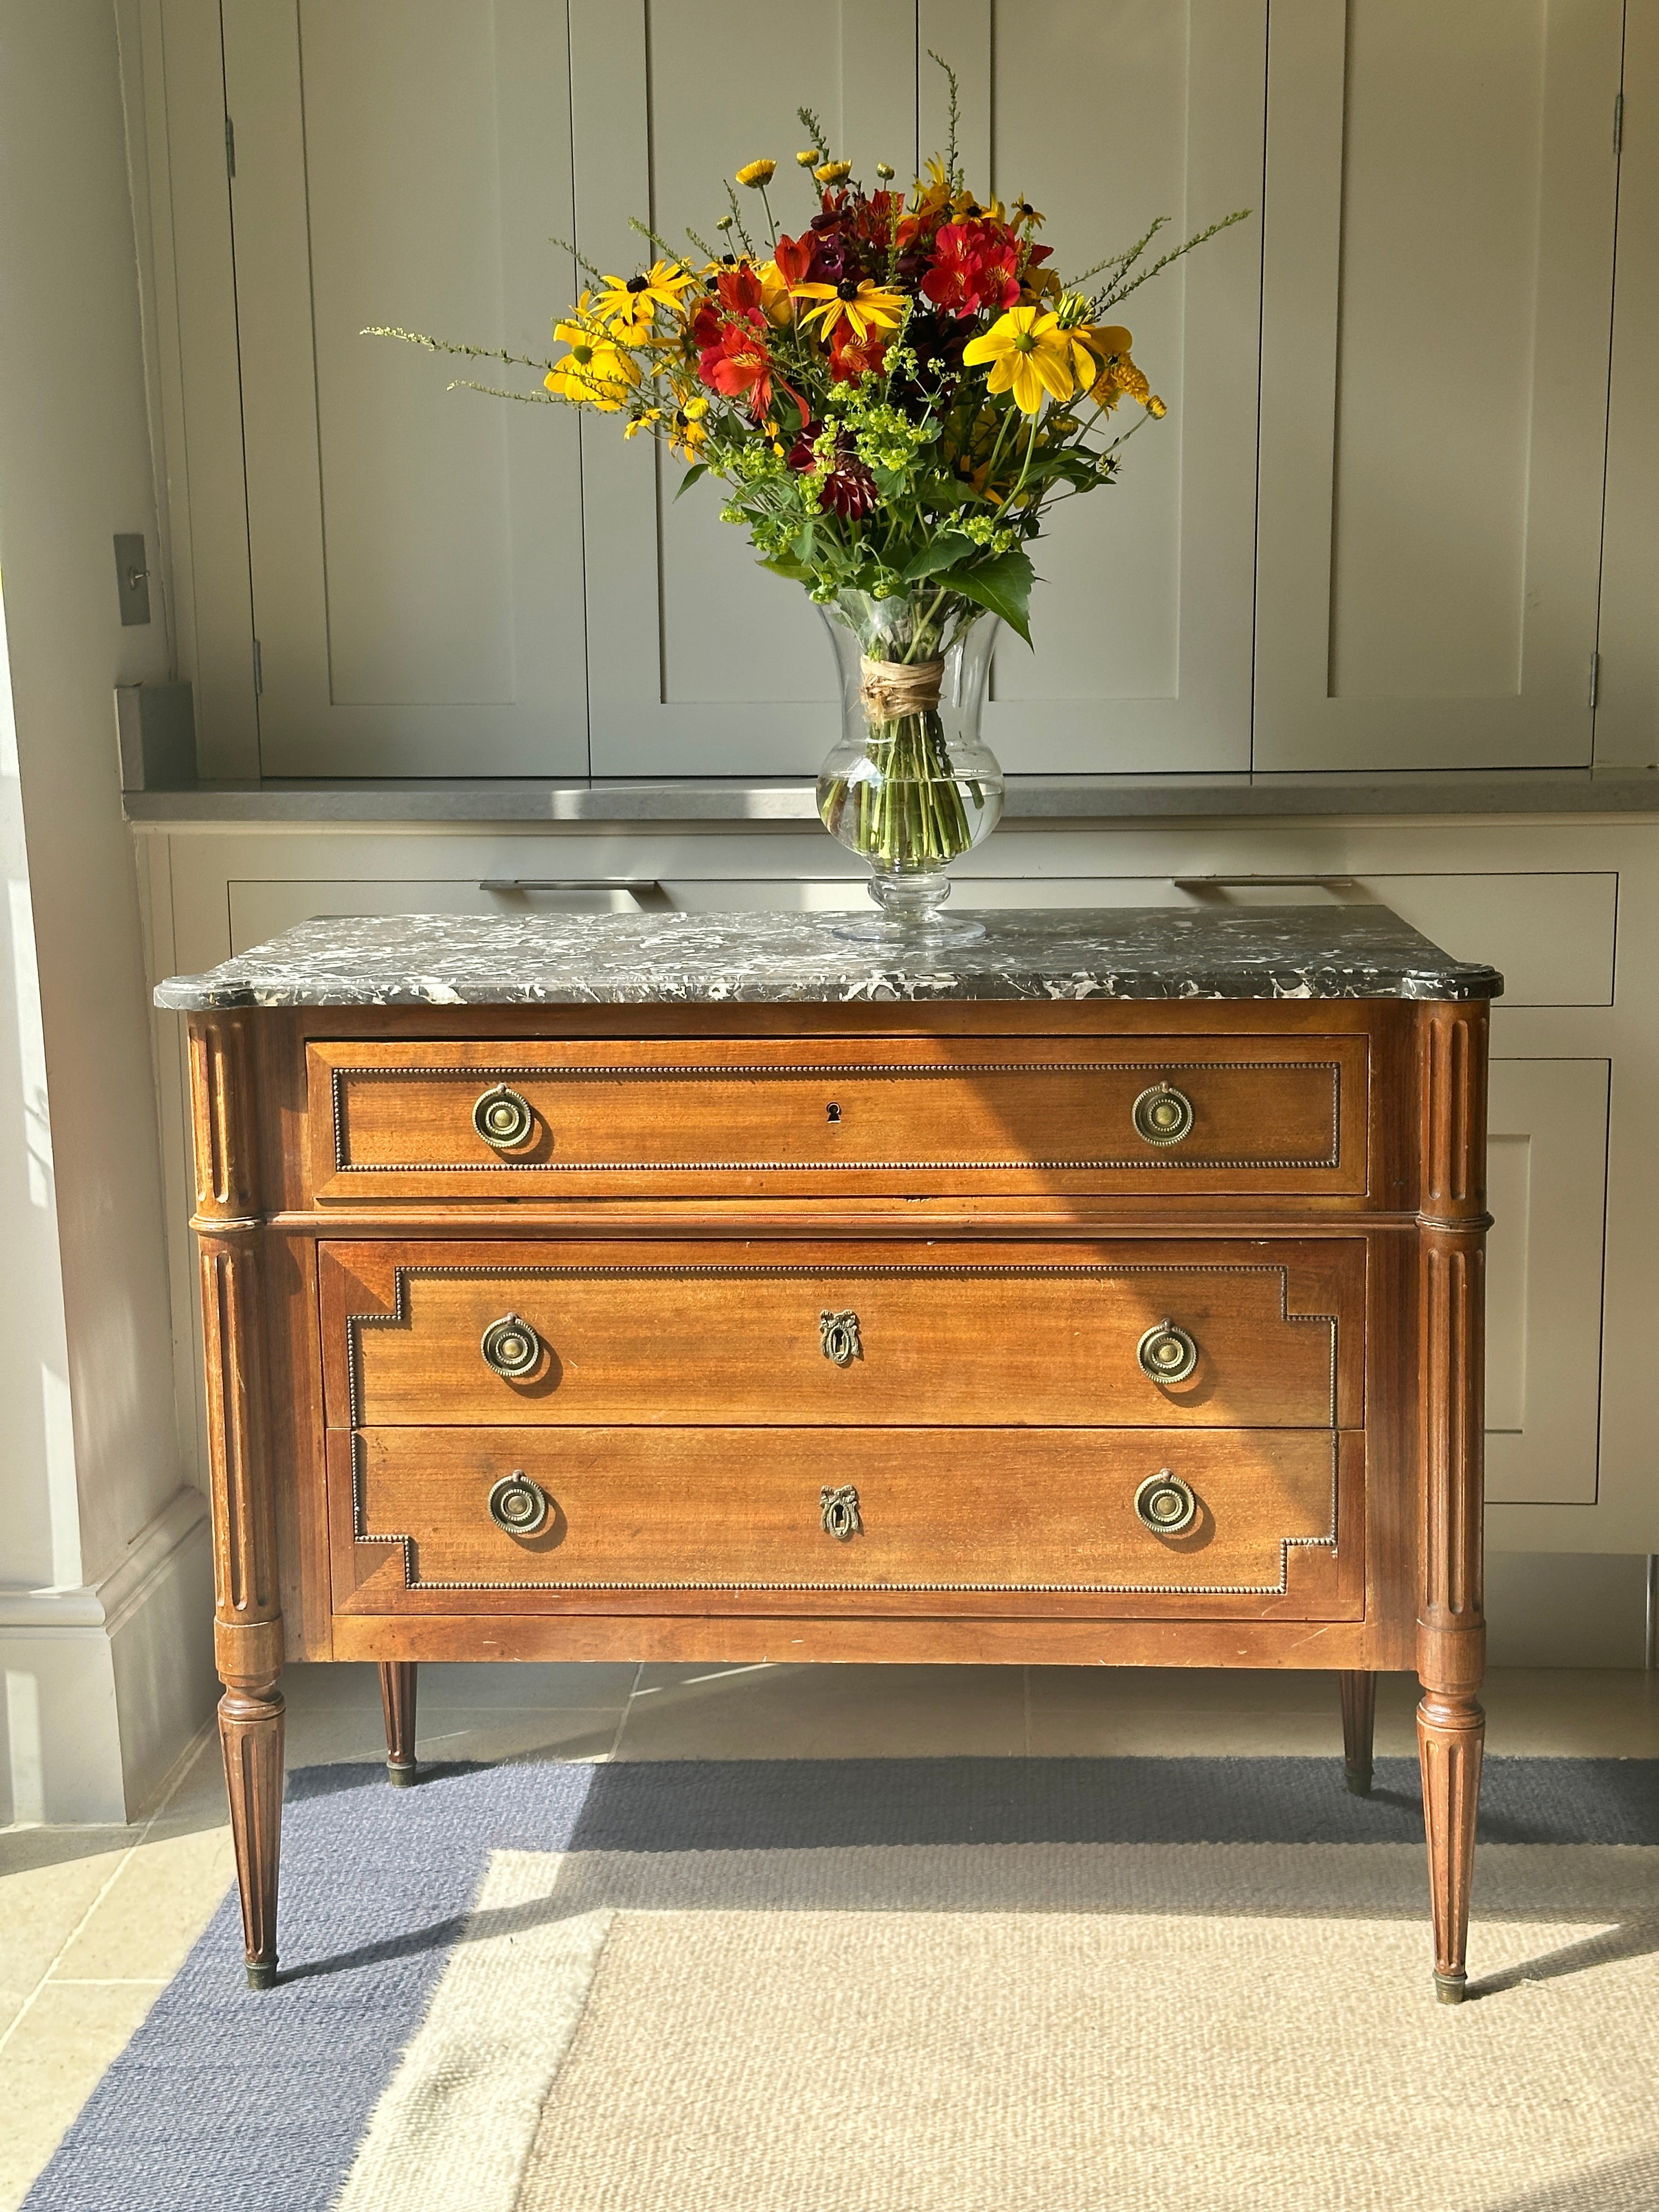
320;1239;1363;1431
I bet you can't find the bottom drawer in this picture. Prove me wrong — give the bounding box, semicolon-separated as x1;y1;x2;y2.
331;1427;1358;1618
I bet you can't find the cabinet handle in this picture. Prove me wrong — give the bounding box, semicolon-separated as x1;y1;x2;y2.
1137;1319;1198;1385
1134;1471;1197;1536
481;1313;541;1379
488;1470;550;1536
1132;1081;1194;1147
820;1310;862;1365
473;1084;536;1150
821;1485;862;1541
478;878;670;910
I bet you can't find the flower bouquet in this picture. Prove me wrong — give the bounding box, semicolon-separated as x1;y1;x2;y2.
371;60;1244;943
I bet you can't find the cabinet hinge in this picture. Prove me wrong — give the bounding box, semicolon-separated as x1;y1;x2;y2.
225;114;236;180
1615;91;1624;157
1589;651;1601;710
253;638;263;696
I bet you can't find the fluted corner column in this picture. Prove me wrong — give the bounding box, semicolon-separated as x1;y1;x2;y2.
1415;1001;1489;2004
191;1012;286;1989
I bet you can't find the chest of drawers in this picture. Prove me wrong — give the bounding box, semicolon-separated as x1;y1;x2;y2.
157;906;1500;2003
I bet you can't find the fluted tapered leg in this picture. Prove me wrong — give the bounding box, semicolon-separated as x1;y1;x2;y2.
380;1661;419;1785
1339;1671;1376;1795
1418;1689;1485;2002
219;1679;285;1988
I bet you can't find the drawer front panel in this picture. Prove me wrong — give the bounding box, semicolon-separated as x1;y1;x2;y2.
334;1426;1345;1608
321;1239;1363;1431
306;1036;1369;1198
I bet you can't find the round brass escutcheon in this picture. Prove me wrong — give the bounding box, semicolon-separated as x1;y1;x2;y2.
473;1084;535;1151
1134;1470;1198;1537
488;1470;549;1536
1131;1082;1194;1148
1137;1318;1199;1386
481;1312;541;1379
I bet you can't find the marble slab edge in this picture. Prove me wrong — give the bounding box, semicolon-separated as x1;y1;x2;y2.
153;909;1504;1011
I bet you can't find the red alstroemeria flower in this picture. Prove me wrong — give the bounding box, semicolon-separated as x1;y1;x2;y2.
921;221;1022;318
698;311;772;414
773;232;815;286
829;325;887;384
714;262;765;314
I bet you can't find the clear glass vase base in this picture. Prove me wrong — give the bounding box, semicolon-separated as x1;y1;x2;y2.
828;911;988;952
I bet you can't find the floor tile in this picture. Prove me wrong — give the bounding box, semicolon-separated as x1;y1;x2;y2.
0;1833;134;2038
51;1820;236;1984
617;1663;1029;1759
0;1982;163;2212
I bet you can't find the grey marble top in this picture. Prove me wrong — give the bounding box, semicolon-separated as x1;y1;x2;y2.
124;765;1659;825
154;906;1503;1010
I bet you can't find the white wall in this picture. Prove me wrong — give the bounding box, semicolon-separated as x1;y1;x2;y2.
0;0;213;1822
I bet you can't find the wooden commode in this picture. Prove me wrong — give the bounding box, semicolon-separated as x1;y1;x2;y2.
155;905;1502;2001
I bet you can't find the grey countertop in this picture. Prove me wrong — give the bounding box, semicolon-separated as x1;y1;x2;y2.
125;765;1659;826
154;905;1504;1010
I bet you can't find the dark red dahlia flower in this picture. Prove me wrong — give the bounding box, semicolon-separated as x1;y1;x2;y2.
787;431;879;518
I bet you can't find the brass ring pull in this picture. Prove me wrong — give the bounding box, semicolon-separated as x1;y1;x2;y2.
821;1485;861;1541
488;1470;549;1536
1135;1470;1198;1536
1132;1081;1194;1147
473;1084;535;1150
481;1313;541;1379
1137;1318;1199;1385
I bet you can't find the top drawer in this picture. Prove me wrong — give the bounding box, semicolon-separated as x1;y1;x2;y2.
304;1035;1370;1201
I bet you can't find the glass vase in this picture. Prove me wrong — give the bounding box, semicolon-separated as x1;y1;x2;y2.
815;586;1005;947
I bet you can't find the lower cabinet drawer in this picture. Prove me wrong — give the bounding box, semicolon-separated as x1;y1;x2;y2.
330;1427;1359;1618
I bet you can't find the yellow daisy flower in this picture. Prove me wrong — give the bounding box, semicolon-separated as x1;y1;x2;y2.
545;312;639;411
1079;323;1165;415
814;160;852;185
591;262;696;341
793;277;905;346
735;159;776;188
962;306;1094;415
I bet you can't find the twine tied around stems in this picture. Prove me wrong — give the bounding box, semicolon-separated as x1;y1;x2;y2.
859;656;945;721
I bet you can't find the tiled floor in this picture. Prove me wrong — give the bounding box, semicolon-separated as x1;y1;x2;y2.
3;1661;1658;2207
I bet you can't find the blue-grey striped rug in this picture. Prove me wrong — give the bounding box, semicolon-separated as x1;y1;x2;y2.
23;1756;1659;2212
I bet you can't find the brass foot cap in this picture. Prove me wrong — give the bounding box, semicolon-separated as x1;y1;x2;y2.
1434;1972;1466;2006
246;1960;278;1991
387;1760;418;1787
1344;1770;1373;1797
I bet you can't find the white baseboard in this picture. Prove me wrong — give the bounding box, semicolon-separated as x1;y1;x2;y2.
0;1487;217;1822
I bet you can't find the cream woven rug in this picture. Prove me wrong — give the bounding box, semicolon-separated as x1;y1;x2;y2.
334;1842;1659;2212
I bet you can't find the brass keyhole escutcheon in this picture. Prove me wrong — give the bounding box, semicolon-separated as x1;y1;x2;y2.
1137;1319;1199;1386
820;1310;862;1365
821;1485;862;1541
488;1470;550;1536
473;1084;536;1151
1134;1470;1198;1537
1131;1081;1194;1148
481;1313;541;1379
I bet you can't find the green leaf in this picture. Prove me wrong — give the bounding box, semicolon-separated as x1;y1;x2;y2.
759;552;813;582
935;547;1035;646
898;534;975;583
672;463;708;501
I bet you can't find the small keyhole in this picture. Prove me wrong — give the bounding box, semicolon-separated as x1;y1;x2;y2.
826;1102;841;1123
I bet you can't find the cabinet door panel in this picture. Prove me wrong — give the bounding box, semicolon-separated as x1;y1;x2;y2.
1256;0;1622;769
223;0;588;775
1485;1059;1609;1506
572;0;917;774
926;0;1265;773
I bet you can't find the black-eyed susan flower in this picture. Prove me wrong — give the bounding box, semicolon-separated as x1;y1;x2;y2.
793;275;905;346
592;262;696;342
961;306;1093;414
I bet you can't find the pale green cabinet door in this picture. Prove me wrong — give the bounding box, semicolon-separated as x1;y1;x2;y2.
924;0;1267;777
223;0;590;775
582;0;1267;776
1255;0;1624;770
572;0;919;775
